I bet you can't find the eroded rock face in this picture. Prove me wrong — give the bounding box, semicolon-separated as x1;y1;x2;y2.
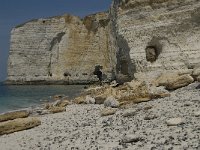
111;0;200;74
0;110;29;122
7;0;200;84
7;13;116;84
0;117;41;135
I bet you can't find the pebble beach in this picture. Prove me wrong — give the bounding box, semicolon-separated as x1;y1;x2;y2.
0;83;200;150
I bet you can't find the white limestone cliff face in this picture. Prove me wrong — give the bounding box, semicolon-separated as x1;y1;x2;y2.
7;0;200;84
7;13;116;84
111;0;200;77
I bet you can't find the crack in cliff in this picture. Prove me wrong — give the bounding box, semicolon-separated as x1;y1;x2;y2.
48;32;66;76
49;32;65;51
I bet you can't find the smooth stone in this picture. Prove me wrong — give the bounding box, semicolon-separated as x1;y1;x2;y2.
104;96;119;108
166;118;184;126
194;111;200;117
101;108;117;116
123;109;137;117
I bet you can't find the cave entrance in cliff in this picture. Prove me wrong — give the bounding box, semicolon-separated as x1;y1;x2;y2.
146;37;163;63
145;46;158;62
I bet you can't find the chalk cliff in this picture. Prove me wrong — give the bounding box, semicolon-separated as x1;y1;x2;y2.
7;13;116;84
7;0;200;84
112;0;200;74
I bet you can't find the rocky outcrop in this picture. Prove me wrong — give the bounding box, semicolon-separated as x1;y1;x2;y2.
7;0;200;84
0;110;29;122
111;0;200;75
7;13;116;84
0;117;41;135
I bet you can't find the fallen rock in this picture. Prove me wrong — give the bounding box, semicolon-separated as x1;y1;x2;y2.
53;100;70;107
122;134;143;143
166;118;184;126
119;81;170;103
155;73;194;90
101;108;117;116
49;107;66;114
0;117;41;135
167;74;194;90
95;95;107;104
0;110;29;122
104;96;119;108
194;111;200;117
123;109;137;117
85;95;95;104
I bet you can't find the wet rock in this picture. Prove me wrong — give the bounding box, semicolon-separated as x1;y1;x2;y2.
49;107;66;114
0;117;41;135
104;96;119;108
101;108;117;116
0;110;29;122
52;94;65;100
53;100;70;107
166;118;184;126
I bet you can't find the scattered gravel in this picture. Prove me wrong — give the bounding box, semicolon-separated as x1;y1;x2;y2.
0;83;200;150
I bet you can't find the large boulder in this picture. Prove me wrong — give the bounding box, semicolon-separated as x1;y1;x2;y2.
0;117;41;135
155;73;194;90
0;110;29;122
118;81;170;103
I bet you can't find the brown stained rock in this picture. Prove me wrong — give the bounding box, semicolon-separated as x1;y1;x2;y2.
0;110;29;122
155;73;194;90
57;100;70;107
101;108;117;117
74;95;86;104
118;81;169;103
0;117;41;135
95;95;107;104
48;107;66;114
166;74;194;90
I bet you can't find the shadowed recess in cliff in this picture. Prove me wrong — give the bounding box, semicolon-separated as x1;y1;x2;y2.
48;32;66;77
116;35;135;80
49;32;66;51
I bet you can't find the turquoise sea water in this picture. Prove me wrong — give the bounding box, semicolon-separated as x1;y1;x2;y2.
0;84;85;114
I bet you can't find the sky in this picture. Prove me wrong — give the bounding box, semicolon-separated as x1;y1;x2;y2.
0;0;112;81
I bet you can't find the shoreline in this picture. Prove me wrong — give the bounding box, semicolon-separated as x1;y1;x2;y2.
0;82;200;149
